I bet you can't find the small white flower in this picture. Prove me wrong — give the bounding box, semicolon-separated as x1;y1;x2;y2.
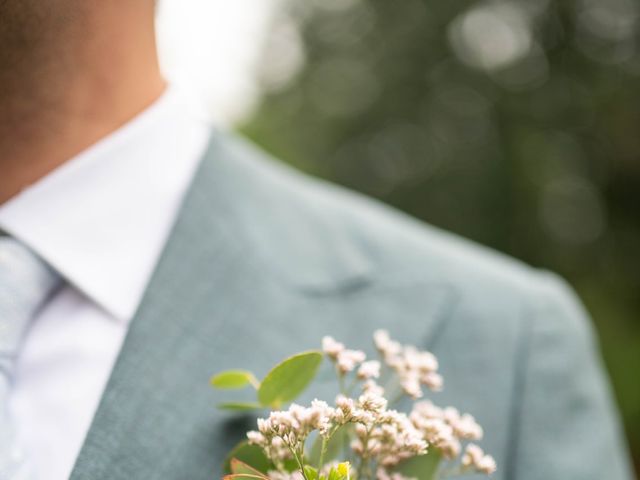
336;349;366;374
351;408;376;426
268;471;305;480
409;401;489;461
247;430;265;445
257;418;272;435
322;336;345;359
309;399;336;435
477;455;497;475
421;372;443;391
357;360;381;380
462;444;496;474
358;391;388;413
362;380;385;397
453;413;483;440
335;394;356;419
400;376;423;399
432;428;460;459
351;438;364;455
376;468;416;480
373;331;443;397
373;330;401;355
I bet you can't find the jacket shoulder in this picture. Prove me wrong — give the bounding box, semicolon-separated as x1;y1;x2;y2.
214;132;544;301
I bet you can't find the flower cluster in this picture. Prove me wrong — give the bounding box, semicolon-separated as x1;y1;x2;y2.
248;389;427;474
373;330;442;399
339;391;427;470
267;471;305;480
248;400;337;466
242;331;495;480
322;336;371;376
462;444;497;475
409;401;485;462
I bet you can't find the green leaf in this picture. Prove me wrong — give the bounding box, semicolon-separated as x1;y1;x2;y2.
304;466;319;480
282;458;300;473
336;463;350;480
224;442;272;475
395;451;442;480
327;463;349;480
211;370;259;389
230;458;269;477
258;351;323;407
223;475;268;480
217;402;263;411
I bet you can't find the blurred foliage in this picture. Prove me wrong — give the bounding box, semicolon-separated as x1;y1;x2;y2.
241;0;640;472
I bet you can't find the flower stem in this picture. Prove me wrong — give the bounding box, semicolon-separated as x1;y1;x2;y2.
357;427;373;480
317;436;329;473
289;446;310;480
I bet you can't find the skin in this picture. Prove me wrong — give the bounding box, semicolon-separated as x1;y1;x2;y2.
0;0;165;204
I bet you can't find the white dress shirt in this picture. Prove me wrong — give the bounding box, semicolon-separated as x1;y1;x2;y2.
0;86;211;480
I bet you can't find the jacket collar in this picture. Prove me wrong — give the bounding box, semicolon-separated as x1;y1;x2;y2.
0;87;209;321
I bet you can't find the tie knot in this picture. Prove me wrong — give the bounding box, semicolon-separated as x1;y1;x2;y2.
0;236;61;364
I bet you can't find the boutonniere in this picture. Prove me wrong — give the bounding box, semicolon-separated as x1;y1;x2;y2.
211;330;495;480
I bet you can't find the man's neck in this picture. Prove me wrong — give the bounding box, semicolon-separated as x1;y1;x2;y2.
0;1;165;205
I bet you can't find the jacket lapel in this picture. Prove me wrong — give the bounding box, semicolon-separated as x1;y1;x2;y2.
69;131;455;480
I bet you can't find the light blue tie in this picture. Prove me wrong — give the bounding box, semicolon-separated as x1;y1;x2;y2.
0;236;61;480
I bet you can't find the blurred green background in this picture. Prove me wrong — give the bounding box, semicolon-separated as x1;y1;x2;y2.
240;0;640;473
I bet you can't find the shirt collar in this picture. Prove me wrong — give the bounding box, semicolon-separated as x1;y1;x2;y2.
0;86;212;322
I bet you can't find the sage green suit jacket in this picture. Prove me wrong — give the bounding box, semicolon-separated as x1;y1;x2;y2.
69;131;634;480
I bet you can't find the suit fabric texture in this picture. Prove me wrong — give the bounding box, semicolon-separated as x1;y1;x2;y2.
69;131;634;480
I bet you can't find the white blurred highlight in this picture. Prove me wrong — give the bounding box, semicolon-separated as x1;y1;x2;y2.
156;0;280;126
448;4;532;71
